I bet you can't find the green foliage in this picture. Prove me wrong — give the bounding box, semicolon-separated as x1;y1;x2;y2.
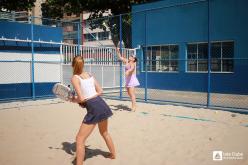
0;0;35;11
41;0;153;19
41;0;158;47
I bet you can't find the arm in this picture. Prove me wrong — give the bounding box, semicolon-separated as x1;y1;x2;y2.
94;77;103;96
116;47;128;64
70;76;85;103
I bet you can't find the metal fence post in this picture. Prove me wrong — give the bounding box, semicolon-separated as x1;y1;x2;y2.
77;22;81;55
31;16;36;100
81;14;85;46
207;0;211;107
144;12;148;102
119;14;123;100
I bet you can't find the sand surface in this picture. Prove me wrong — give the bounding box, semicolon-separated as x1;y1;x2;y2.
0;98;248;165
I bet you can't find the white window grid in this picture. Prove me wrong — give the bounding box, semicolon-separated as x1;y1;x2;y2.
186;41;234;73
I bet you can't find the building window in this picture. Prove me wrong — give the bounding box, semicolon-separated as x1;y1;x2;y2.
211;41;234;72
144;45;179;72
187;43;208;72
72;22;78;31
63;32;77;40
98;31;110;40
84;33;97;41
187;41;234;72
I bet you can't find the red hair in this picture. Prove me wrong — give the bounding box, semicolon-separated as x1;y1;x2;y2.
72;56;84;75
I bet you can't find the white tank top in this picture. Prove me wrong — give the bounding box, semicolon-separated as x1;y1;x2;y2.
74;75;98;100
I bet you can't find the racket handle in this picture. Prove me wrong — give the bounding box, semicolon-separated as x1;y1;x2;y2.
67;84;76;97
72;90;76;96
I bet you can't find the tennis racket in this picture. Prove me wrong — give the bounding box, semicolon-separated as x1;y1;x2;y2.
52;83;74;101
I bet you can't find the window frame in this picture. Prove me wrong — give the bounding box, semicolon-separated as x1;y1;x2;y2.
98;31;110;41
84;33;97;42
186;40;234;73
142;44;179;73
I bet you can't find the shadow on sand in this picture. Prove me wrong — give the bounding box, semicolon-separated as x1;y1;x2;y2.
49;142;110;164
109;104;132;111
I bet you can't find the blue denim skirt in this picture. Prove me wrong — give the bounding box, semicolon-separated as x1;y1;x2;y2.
83;96;113;124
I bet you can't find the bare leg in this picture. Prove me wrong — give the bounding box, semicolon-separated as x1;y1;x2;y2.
126;87;131;97
76;123;96;165
129;87;136;111
126;87;131;110
98;119;116;159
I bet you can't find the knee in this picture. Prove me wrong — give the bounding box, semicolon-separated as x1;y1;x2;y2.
130;93;135;98
100;131;109;138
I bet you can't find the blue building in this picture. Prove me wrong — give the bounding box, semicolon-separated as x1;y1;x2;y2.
132;0;248;96
0;21;63;100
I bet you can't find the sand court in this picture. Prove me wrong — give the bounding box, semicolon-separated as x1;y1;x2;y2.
0;98;248;165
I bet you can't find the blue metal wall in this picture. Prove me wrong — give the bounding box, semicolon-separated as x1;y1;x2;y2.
0;21;62;42
132;0;248;94
0;21;62;100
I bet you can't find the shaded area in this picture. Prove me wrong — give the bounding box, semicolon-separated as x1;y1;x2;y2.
109;104;132;111
49;142;110;164
104;88;248;111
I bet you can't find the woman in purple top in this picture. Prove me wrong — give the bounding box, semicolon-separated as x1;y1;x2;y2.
116;48;140;111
